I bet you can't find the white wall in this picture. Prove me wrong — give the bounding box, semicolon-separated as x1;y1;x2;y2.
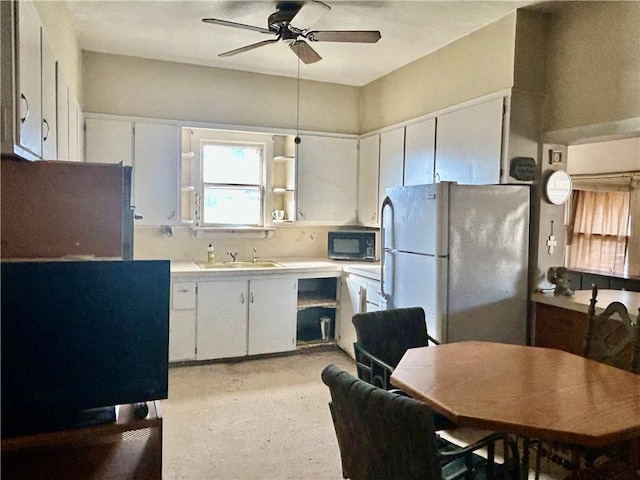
568;137;640;175
359;13;517;133
544;2;640;134
82;52;360;135
134;226;332;262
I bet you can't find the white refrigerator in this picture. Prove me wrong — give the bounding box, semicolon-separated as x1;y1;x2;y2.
381;182;530;344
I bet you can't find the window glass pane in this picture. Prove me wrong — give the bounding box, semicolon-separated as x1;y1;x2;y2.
203;186;261;225
202;145;262;184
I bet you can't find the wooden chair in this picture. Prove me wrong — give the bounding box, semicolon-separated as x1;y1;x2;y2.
584;285;640;374
321;363;519;480
572;460;640;480
538;285;640;473
352;307;439;390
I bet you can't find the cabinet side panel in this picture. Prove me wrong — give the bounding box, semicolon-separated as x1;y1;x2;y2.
1;160;124;258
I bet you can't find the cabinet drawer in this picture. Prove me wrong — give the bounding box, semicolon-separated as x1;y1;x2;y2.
172;282;196;310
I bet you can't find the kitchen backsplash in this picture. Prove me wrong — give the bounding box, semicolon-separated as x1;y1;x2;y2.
134;226;334;262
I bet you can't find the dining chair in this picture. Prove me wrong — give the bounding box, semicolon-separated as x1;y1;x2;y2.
321;363;519;480
571;460;640;480
537;285;640;474
584;284;640;374
352;307;439;390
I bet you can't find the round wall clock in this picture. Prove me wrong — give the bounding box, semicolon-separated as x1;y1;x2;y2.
544;170;573;205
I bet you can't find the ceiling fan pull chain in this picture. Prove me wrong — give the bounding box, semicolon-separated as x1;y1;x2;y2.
295;57;301;145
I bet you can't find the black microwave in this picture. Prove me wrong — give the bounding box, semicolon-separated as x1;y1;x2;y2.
327;231;377;261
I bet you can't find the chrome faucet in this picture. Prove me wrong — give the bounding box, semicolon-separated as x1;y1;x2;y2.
252;248;258;263
227;251;239;262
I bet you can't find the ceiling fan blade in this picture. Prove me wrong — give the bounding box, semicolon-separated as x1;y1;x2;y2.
307;30;381;43
290;1;331;30
290;40;322;64
202;18;273;35
219;39;279;58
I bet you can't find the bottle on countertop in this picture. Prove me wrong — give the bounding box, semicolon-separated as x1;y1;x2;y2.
207;244;215;264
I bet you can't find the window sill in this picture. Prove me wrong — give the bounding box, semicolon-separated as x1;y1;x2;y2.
193;227;275;239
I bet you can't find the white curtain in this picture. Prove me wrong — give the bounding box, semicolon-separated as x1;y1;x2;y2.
567;190;631;274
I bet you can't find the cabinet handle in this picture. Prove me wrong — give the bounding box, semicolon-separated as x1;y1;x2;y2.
250;292;254;303
177;289;189;293
168;210;176;220
298;210;306;220
241;293;245;304
20;93;29;123
42;118;50;141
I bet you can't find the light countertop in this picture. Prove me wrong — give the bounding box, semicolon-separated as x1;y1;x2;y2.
531;289;640;321
171;258;380;281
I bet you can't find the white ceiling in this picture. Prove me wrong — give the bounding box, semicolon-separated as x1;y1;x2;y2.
65;0;536;87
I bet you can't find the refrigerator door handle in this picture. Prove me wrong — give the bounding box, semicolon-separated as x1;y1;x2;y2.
380;195;393;302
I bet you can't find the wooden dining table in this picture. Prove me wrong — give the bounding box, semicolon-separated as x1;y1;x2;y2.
390;341;640;450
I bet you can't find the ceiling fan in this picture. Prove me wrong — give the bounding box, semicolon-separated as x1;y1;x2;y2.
202;1;381;64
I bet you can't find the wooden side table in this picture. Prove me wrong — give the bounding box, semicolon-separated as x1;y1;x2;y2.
1;402;162;480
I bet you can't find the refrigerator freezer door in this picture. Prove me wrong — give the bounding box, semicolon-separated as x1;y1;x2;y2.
383;183;449;256
382;250;447;342
446;184;530;344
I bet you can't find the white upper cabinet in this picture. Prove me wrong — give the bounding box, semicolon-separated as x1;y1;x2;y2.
85;118;133;165
404;118;436;186
435;97;504;185
133;122;181;226
40;29;57;161
357;134;380;227
16;0;42;159
67;90;80;161
85;118;180;225
378;127;405;208
296;134;358;224
56;66;70;161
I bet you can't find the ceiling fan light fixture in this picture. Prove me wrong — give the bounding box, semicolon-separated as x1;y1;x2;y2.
203;0;381;63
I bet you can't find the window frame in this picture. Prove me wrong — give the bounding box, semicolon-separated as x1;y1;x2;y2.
199;140;265;228
185;128;278;232
566;172;640;276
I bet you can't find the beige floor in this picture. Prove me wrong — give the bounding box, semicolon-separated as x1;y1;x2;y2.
162;347;569;480
162;348;355;480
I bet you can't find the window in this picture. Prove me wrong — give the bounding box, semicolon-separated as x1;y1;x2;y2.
200;142;264;227
567;189;631;274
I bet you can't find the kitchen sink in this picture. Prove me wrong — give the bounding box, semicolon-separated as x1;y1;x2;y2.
198;261;284;269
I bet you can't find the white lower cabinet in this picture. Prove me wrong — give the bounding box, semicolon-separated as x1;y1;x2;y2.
197;280;248;360
169;281;197;362
195;277;298;361
248;278;298;355
337;274;380;358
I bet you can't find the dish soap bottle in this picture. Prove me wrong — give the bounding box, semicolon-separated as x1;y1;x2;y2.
207;244;215;264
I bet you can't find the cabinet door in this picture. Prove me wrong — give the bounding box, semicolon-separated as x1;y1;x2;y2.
358;134;380;227
378;127;405;211
67;91;79;161
169;310;196;362
248;278;297;355
404;118;435;186
296;135;358;224
85;118;133;165
197;280;248;360
337;275;363;358
133;123;181;226
435;98;504;185
55;66;69;161
16;0;42;158
40;29;57;161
